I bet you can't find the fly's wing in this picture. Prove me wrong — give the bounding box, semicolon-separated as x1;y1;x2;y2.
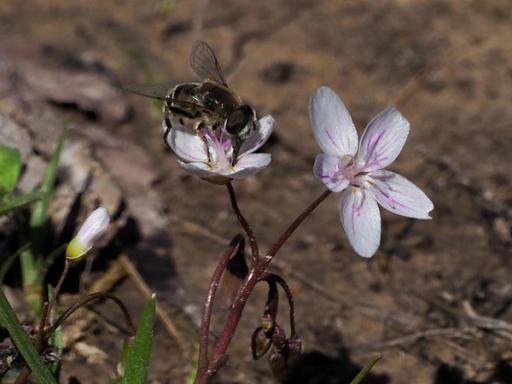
123;84;170;100
190;41;228;86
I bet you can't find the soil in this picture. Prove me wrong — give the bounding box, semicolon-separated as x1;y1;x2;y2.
1;0;512;383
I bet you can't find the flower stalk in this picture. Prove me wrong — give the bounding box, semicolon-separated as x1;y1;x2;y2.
194;187;331;383
196;235;244;379
177;85;433;383
226;182;259;261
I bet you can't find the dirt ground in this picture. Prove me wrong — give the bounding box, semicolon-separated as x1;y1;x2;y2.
1;0;512;383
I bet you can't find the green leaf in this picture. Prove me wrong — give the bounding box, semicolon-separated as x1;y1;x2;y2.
0;191;44;216
117;340;132;378
0;145;21;193
21;127;66;314
350;355;381;384
122;294;156;384
0;243;30;283
185;344;199;384
0;288;57;384
30;128;66;230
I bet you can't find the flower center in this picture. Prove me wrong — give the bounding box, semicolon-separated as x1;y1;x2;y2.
201;126;235;172
338;158;366;187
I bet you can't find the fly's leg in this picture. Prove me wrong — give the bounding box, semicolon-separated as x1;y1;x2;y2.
163;97;173;143
163;114;172;143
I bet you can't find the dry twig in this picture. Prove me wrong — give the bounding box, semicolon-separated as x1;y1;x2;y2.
118;254;188;354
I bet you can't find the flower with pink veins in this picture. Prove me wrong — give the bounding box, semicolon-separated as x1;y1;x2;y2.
310;86;433;258
166;115;274;184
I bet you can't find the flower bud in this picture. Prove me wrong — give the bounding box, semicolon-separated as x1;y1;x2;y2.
268;345;287;380
286;333;302;367
251;326;272;360
271;324;287;351
66;207;110;261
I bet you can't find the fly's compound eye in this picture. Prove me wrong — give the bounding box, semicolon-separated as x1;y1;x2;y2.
225;105;256;139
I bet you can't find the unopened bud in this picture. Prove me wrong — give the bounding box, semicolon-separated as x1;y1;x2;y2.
65;207;110;261
268;345;287;380
286;334;302;367
271;324;287;351
251;327;272;360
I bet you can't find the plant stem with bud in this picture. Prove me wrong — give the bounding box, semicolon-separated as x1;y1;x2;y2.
194;187;331;383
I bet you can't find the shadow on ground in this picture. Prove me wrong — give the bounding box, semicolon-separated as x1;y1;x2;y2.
283;347;389;384
434;362;512;384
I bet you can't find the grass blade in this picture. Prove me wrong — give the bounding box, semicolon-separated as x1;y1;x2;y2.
0;243;30;283
30;127;67;231
122;294;156;384
0;288;57;383
0;191;45;216
350;355;381;384
21;127;66;313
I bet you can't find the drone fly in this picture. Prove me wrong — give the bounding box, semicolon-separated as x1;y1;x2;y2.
131;41;257;147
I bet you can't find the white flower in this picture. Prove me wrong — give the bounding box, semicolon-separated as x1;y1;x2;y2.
66;207;110;260
310;86;434;258
166;115;273;184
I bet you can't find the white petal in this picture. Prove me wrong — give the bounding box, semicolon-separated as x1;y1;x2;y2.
76;207;110;248
178;161;232;184
313;154;350;192
229;153;271;179
365;170;434;219
356;107;410;172
239;115;274;155
167;125;209;163
177;160;215;177
309;87;358;157
340;187;381;258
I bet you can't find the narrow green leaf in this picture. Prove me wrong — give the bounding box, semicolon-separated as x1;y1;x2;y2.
185;344;199;384
350;355;381;384
117;340;133;378
22;127;66;314
122;294;156;384
0;288;57;384
0;191;45;216
0;145;21;193
19;243;43;315
31;128;67;230
0;243;30;283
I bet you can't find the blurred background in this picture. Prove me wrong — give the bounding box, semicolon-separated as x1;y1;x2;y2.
0;0;511;383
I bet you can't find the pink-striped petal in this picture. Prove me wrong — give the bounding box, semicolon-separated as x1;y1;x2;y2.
310;87;358;157
365;170;433;219
313;154;350;192
239;115;274;155
356;107;409;172
340;186;381;258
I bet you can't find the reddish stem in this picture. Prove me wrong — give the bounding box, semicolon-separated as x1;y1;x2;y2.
226;182;259;262
203;269;260;379
260;272;297;336
196;235;243;381
267;189;331;258
45;292;136;336
15;292;135;384
196;188;331;383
